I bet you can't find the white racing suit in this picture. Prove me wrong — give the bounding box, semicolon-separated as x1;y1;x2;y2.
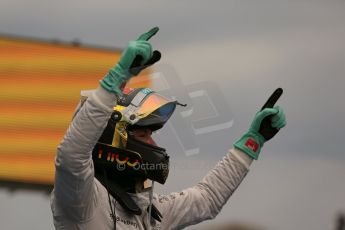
50;87;253;230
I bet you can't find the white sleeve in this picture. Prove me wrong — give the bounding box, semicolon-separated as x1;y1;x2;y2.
156;148;253;229
51;87;117;222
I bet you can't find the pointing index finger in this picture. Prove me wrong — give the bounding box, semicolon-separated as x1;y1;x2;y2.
137;27;159;41
261;88;283;111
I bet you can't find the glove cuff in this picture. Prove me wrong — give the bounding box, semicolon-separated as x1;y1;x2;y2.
99;65;129;95
233;132;265;160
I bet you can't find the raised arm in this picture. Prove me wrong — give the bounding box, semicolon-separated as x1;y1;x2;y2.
156;89;287;229
51;27;161;222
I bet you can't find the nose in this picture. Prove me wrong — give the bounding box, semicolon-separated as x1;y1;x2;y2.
147;136;157;146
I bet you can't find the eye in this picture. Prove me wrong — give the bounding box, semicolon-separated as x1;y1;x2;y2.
144;130;153;136
134;129;147;137
137;133;147;137
130;127;153;138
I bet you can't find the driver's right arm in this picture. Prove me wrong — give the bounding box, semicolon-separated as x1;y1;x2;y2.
51;27;160;222
51;87;117;221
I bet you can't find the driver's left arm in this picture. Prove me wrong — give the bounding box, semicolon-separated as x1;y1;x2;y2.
155;148;252;229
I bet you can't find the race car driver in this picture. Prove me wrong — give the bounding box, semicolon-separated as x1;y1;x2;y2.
50;27;286;230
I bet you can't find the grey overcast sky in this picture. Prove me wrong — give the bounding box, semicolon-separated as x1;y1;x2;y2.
0;0;345;229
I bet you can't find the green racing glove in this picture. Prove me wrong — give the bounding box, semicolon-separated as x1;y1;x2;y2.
234;88;287;160
100;27;161;94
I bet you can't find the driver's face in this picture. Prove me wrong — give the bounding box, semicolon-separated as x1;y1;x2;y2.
131;128;157;146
